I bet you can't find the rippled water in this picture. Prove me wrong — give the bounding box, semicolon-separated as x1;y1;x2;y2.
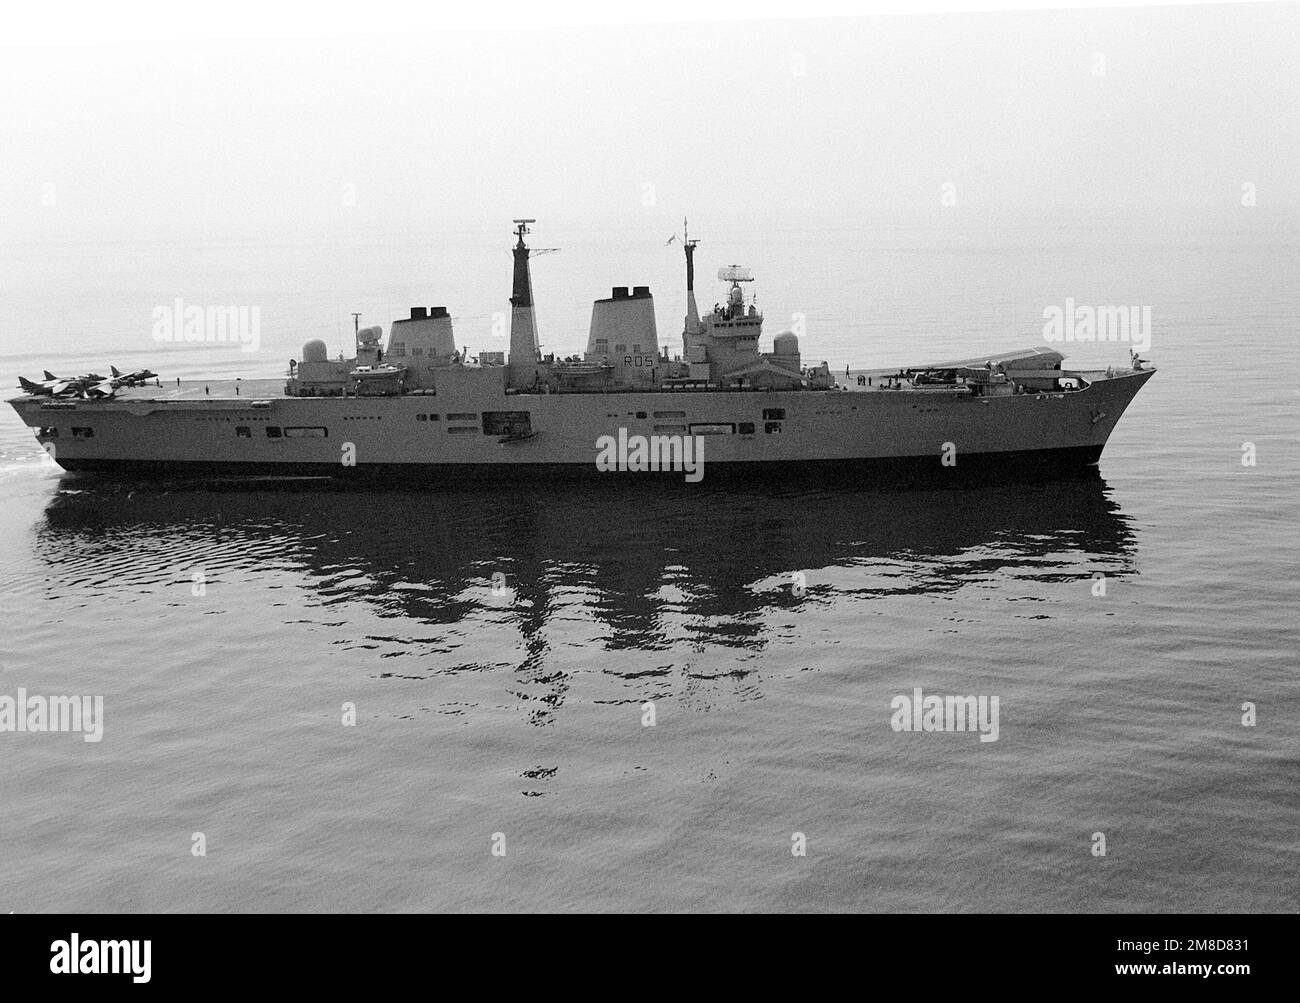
0;221;1296;912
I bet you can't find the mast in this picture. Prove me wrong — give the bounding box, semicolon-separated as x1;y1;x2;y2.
683;217;701;338
508;218;541;388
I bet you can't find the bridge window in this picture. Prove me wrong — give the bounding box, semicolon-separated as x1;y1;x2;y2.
614;344;627;354
236;426;252;437
266;426;282;438
284;427;328;438
390;342;406;357
738;422;755;435
38;426;58;437
762;408;786;421
416;414;427;422
71;427;94;438
765;422;782;434
447;412;477;421
689;423;734;436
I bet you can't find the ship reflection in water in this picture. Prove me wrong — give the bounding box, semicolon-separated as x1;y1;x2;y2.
32;472;1138;724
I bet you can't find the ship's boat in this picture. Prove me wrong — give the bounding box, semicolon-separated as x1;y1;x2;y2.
348;363;406;397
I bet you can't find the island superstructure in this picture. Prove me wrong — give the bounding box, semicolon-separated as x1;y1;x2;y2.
10;220;1155;482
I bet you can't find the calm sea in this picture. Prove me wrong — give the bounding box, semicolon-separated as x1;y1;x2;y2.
0;218;1296;912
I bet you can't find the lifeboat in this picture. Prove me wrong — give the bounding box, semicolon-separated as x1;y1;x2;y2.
347;363;406;397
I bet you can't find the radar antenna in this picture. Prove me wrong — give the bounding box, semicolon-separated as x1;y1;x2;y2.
510;219;558;257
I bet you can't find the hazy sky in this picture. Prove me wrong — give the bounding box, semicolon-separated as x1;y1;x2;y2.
1;4;1296;240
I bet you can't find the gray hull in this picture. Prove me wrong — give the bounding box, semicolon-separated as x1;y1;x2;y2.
9;366;1154;485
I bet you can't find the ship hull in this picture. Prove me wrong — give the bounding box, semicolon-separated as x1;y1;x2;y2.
8;366;1153;486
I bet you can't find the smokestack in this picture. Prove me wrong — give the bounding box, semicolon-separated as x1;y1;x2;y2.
507;219;541;388
587;286;658;360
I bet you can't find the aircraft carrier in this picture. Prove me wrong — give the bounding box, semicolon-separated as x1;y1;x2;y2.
9;220;1155;484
